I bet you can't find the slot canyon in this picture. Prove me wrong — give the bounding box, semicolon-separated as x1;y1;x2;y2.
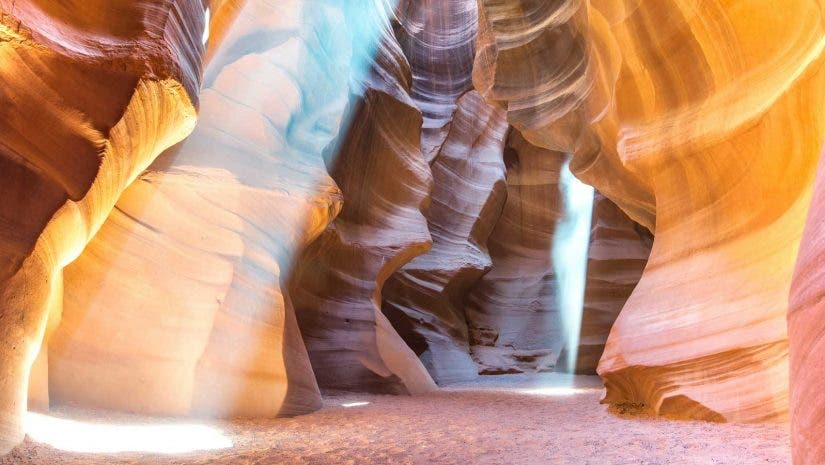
0;0;822;464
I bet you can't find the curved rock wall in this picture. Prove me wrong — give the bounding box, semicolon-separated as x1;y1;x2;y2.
47;0;357;418
290;4;437;394
464;131;569;375
382;91;508;385
471;0;825;422
394;0;478;158
790;147;825;465
562;193;651;374
0;0;203;453
472;0;655;228
593;0;825;423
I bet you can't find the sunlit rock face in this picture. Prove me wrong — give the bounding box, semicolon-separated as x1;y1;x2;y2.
0;0;202;453
593;1;825;423
290;4;437;395
464;131;570;375
382;91;508;385
1;2;822;460
560;193;651;375
789;148;825;465
472;0;655;228
472;0;825;421
45;0;360;419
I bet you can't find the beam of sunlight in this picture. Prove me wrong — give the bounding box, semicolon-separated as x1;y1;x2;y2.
341;401;370;408
553;157;595;375
202;8;210;46
24;412;233;454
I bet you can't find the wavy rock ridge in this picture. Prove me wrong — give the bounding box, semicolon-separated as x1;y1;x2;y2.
47;0;357;418
382;90;508;385
472;0;825;423
290;2;436;394
592;0;825;423
464;131;577;375
0;0;203;453
1;0;822;461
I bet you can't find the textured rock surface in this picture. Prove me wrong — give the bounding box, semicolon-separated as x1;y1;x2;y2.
592;0;825;423
1;3;822;460
0;0;203;453
46;0;360;418
290;5;437;394
394;0;478;159
472;0;825;421
464;131;569;375
789;147;825;465
382;91;508;385
564;193;651;374
472;0;654;227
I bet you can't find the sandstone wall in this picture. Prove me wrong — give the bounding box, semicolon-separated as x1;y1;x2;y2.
472;0;825;422
0;0;204;452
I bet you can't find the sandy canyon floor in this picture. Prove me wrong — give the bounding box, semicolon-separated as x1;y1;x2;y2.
3;374;789;465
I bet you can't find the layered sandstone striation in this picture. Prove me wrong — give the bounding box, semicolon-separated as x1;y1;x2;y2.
46;0;360;418
789;147;825;465
472;0;654;227
473;0;825;421
464;131;570;375
290;3;436;394
564;193;651;374
395;0;478;159
592;0;825;423
382;91;508;385
0;0;204;453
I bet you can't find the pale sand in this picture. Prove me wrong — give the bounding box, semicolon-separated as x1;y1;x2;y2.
3;374;790;464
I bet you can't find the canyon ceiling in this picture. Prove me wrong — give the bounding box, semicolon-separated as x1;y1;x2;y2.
0;0;823;464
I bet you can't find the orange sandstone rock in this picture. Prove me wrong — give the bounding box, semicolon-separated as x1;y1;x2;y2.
47;0;368;418
594;0;825;422
790;147;825;465
473;0;825;421
0;0;203;452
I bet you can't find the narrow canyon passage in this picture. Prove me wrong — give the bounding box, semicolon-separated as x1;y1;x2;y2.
3;374;790;465
0;0;823;464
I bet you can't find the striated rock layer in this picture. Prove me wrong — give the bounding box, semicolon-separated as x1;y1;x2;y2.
394;0;478;158
382;91;508;385
593;0;825;423
472;0;654;227
561;193;651;374
474;0;825;421
290;3;436;394
789;147;825;465
464;131;569;375
45;0;362;418
41;0;412;417
0;0;203;453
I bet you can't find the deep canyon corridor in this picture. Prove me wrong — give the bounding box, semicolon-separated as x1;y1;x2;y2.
0;0;823;464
